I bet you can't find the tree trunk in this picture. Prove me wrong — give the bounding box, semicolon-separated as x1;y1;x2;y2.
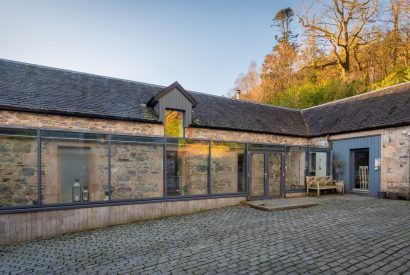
391;0;401;66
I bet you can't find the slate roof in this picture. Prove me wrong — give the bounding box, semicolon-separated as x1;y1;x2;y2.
0;59;163;122
0;58;409;137
302;82;410;136
0;59;307;136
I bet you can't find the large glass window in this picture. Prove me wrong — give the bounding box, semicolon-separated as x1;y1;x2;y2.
111;135;163;200
164;110;184;138
166;139;208;196
0;129;38;208
285;148;308;190
210;142;245;194
41;131;108;204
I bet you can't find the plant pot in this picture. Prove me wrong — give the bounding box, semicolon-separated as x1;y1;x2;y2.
377;191;386;199
335;181;344;193
389;192;399;200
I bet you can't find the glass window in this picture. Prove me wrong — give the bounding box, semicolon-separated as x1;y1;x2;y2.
285;149;307;190
165;110;184;137
210;142;245;194
0;129;38;208
309;151;328;176
166;139;208;196
111;136;163;200
41;131;108;204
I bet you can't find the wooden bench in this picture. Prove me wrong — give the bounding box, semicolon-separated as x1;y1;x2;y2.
306;176;343;197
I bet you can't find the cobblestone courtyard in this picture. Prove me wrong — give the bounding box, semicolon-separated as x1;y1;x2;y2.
1;195;410;274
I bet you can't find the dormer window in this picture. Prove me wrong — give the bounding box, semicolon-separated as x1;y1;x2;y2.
165;110;184;137
147;82;198;136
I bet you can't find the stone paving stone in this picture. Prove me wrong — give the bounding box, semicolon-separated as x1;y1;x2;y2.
0;195;410;274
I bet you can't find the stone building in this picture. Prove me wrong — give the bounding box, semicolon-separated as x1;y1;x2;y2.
0;59;409;244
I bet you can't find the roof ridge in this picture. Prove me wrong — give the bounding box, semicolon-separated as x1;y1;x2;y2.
0;58;299;112
301;81;410;111
0;57;166;89
188;90;301;112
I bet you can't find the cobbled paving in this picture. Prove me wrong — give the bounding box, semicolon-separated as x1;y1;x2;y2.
1;195;410;274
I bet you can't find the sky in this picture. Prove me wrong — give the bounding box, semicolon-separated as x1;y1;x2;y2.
0;0;303;96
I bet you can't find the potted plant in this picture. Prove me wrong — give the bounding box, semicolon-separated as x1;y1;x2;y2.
333;160;344;181
181;185;188;195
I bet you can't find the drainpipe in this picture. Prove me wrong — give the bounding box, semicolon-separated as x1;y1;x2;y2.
327;134;332;177
401;130;410;200
407;133;410;200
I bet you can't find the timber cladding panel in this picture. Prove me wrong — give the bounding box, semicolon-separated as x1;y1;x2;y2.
0;197;245;245
331;135;382;196
158;88;193;127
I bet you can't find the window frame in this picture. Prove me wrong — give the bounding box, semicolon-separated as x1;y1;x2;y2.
164;109;185;138
0;126;335;214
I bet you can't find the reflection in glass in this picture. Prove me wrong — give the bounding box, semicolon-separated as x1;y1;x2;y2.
41;131;108;204
285;150;307;190
250;153;265;197
309;152;328;176
166;139;208;196
0;130;38;207
268;153;281;196
165;110;184;137
111;138;163;200
211;142;245;194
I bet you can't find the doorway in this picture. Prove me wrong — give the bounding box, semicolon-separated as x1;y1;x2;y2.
248;151;283;200
351;148;369;190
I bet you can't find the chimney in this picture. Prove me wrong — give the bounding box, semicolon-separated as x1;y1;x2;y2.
236;89;241;100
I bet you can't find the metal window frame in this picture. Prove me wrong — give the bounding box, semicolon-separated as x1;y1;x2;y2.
164;108;185;138
247;149;286;200
37;129;42;208
284;145;309;192
209;141;247;195
0;125;327;214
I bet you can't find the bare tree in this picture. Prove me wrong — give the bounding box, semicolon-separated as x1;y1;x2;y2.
389;0;409;66
299;0;378;78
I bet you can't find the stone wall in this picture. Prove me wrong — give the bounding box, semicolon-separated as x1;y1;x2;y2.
186;127;308;145
111;142;163;199
178;141;209;195
0;111;164;205
2;110;409;199
0;110;163;136
328;127;410;198
381;126;410;198
0;135;38;207
309;136;329;147
210;148;240;194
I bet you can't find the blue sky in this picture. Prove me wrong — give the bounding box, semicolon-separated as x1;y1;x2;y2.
0;0;302;96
